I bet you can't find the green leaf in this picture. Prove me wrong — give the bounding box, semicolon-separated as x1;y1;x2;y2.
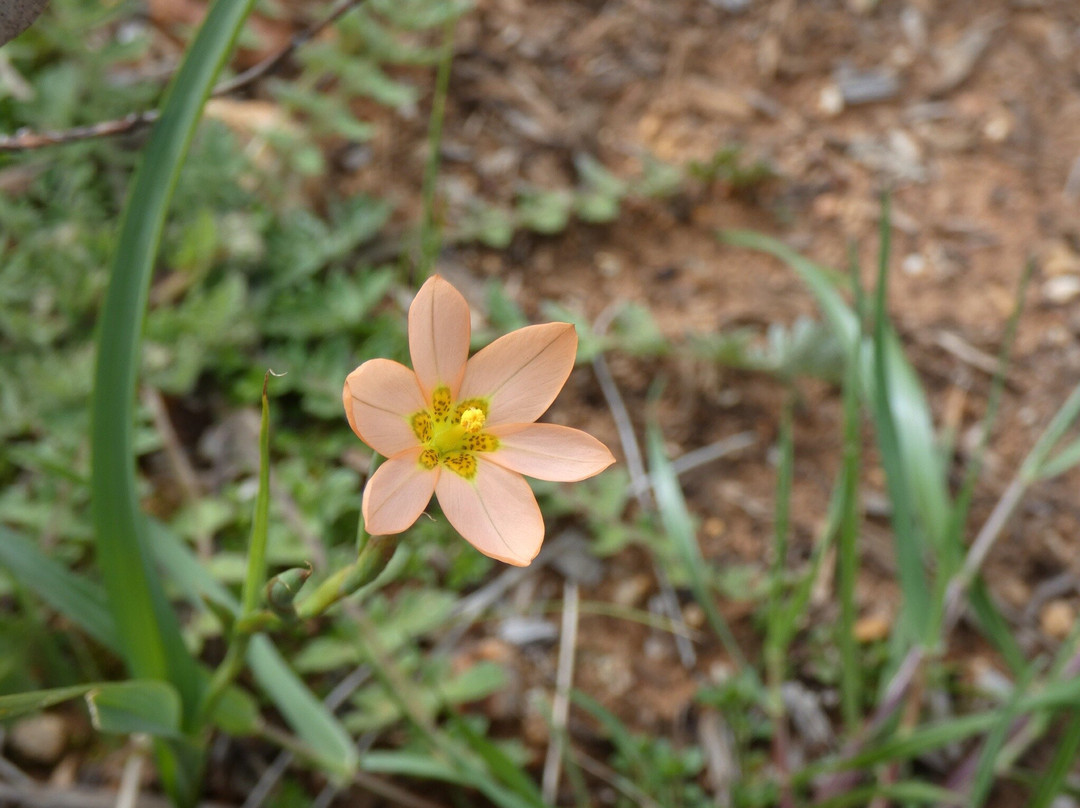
647;422;749;671
968;663;1038;806
720;229;951;548
89;0;259;768
812;782;963;807
0;680;180;739
86;680;182;737
0;526;120;653
0;684;103;721
1028;707;1080;808
448;713;546;808
868;204;930;640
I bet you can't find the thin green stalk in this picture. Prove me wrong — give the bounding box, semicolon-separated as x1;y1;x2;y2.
241;374;273;616
837;253;864;729
967;663;1039;806
946;260;1032;563
1028;708;1080;808
350;605;546;808
646;423;750;671
417;18;456;278
936;262;1032;673
198;373;273;725
764;393;795;807
1022;381;1080;480
766;392;795;655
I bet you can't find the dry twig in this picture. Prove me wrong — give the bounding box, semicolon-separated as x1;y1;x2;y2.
541;580;580;803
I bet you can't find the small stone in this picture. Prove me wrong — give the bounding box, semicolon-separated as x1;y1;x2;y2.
682;602;706;629
703;517;725;539
9;714;67;764
611;573;652;607
983;110;1013;143
818;84;844;117
708;0;751;11
902;253;927;276
1041;600;1075;640
1043;275;1080;305
596;251;621;278
834;62;900;105
498;617;558;646
969;657;1013;699
1043;241;1080;277
853;613;892;643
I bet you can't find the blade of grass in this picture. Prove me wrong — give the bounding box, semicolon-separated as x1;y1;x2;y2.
89;0;258;720
0;526;121;653
199;372;274;724
1027;708;1080;808
941;261;1032;674
1020;382;1080;481
811;781;963;808
571;690;649;786
765;392;795;664
868;198;930;642
417;17;456;278
764;393;796;805
797;672;1080;784
719;229;951;552
1036;437;1080;479
646;422;749;671
90;2;260;799
347;605;546;808
837;249;864;729
966;663;1039;806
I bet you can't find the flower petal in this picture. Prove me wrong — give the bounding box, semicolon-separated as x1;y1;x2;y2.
487;423;615;481
435;460;544;566
409;275;471;401
362;448;438;535
344;358;426;457
459;322;577;426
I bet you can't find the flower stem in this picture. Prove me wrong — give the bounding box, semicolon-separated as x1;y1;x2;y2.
198;373;274;725
295;533;399;620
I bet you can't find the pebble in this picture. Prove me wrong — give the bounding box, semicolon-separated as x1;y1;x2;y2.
1041;600;1075;640
1043;275;1080;305
611;573;652;608
498;616;558;646
1043;241;1080;277
902;253;927;276
9;714;67;764
818;84;845;117
853;613;892;643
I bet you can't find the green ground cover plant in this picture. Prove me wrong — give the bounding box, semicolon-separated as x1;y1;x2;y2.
3;2;1080;807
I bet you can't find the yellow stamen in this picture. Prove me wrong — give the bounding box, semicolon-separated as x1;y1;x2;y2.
460;407;485;434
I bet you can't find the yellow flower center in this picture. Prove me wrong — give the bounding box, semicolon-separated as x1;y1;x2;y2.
411;386;497;479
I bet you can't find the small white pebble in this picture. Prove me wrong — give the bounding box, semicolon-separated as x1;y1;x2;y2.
1043;275;1080;305
818;85;844;117
901;253;926;276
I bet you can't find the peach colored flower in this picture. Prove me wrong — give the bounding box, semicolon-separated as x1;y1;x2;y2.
344;276;615;566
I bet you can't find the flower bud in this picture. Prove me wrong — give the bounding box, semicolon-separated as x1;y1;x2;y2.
265;565;312;617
